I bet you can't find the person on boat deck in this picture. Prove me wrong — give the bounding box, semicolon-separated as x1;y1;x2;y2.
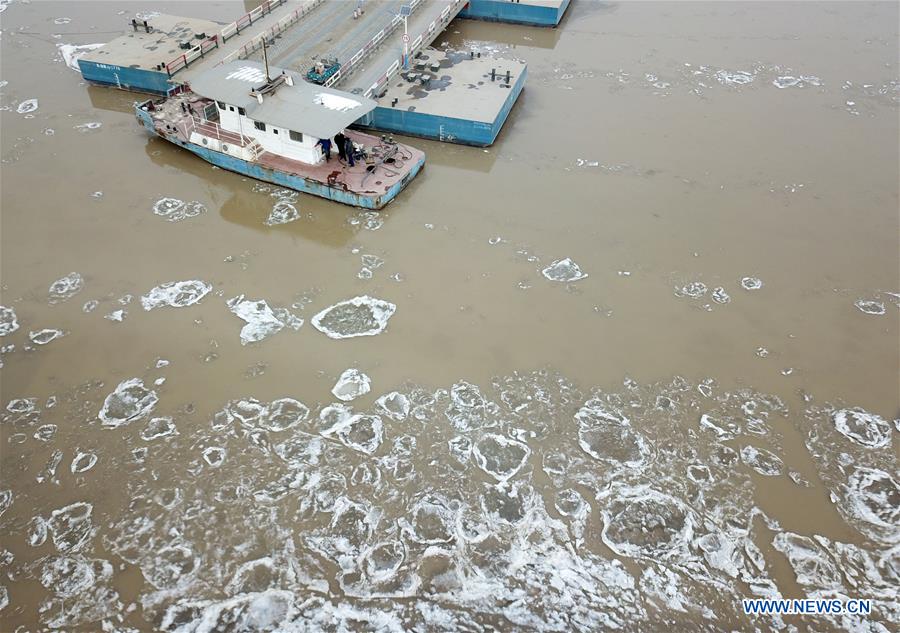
344;136;355;167
316;137;332;161
334;131;347;161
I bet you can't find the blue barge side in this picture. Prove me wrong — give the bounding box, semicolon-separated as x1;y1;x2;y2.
459;0;571;27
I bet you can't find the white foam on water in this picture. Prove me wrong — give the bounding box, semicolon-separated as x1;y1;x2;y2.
227;295;301;345
773;75;822;89
739;445;783;476
264;201;299;226
16;98;38;114
152;197;206;222
332;368;371;402
676;281;707;299
542;257;588;282
82;299;99;313
0;490;11;519
311;295;396;339
832;408;892;448
714;69;754;86
0;305;19;336
28;328;66;345
854;299;886;315
141;280;212;311
57;43;104;71
35;449;63;485
98;378;158;428
49;272;84;302
74;122;102;131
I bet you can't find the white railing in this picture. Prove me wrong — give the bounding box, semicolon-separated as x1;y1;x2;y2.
363;0;466;98
324;0;425;89
219;0;326;66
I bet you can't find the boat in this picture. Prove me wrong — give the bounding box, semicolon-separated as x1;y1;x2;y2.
134;59;425;209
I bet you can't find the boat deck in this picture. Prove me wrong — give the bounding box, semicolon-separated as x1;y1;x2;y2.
143;91;424;199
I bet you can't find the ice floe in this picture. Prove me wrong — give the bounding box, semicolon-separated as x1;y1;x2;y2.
376;392;410;421
322;413;384;454
542;257;588;282
140;417;177;441
740;445;783;476
740;277;763;290
0;306;19;336
311;295;396;339
264;201;299;226
832;408;892;448
472;433;530;481
70;450;98;474
57;43;104;71
17;98;38;114
854;299;886;315
28;328;66;345
332;368;371;401
152;197;206;222
141;280;212;310
49;272;84;302
98;378;158;428
226;295;302;345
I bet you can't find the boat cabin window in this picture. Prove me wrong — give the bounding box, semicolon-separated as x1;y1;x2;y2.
229;106;235;112
290;130;303;142
273;128;279;135
238;107;246;116
254;121;266;131
216;101;225;109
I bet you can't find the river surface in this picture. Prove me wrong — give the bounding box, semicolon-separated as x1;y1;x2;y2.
1;1;898;631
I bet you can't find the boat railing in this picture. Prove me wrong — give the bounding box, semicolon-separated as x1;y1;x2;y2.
183;116;256;148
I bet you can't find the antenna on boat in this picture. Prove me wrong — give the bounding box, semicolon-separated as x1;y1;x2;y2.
262;37;271;83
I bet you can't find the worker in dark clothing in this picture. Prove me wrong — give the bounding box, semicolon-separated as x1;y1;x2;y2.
316;137;332;160
344;136;355;167
334;131;346;161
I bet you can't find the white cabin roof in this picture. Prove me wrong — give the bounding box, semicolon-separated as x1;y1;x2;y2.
188;60;376;139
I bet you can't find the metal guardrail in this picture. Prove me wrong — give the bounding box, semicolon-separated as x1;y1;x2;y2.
165;36;220;76
221;0;326;65
363;0;465;98
220;0;286;43
323;0;424;89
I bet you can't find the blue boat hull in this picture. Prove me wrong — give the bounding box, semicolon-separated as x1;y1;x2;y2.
135;105;423;210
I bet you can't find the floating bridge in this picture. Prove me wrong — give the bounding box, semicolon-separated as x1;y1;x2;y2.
78;0;569;146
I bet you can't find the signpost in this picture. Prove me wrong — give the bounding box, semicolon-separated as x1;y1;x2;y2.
399;4;411;69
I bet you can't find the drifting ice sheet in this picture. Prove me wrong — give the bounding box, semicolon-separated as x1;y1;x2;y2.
141;280;212;310
311;296;396;339
227;295;302;345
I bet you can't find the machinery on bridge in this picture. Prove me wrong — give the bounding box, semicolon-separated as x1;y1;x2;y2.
306;57;341;84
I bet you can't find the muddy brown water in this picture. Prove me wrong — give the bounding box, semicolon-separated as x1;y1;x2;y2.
1;1;898;631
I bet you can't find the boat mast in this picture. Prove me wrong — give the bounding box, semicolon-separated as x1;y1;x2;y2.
262;38;271;82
